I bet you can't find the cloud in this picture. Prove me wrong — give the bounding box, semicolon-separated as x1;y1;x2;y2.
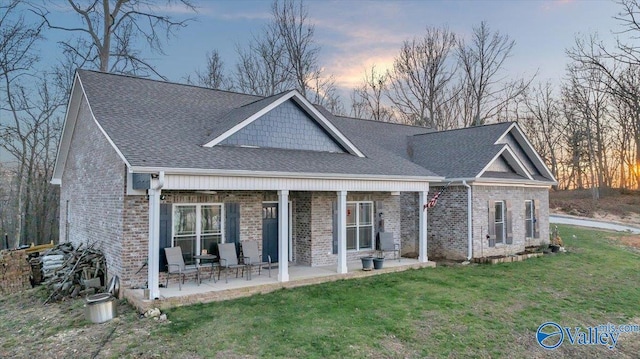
540;0;575;12
194;2;271;21
309;4;417;91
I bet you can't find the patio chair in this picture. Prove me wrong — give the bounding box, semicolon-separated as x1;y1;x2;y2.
164;246;199;290
241;241;271;280
377;232;401;262
217;242;247;283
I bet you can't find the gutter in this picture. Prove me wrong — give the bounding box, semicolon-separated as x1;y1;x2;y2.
128;166;444;182
463;180;473;261
153;171;165;190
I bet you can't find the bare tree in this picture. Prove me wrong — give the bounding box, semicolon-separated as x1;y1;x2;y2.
187;50;231;90
457;21;532;126
351;65;394;122
309;73;344;115
565;3;640;188
235;0;339;110
562;60;613;197
520;82;564;184
235;28;293;96
272;0;318;97
32;0;196;78
388;26;458;128
0;0;45;247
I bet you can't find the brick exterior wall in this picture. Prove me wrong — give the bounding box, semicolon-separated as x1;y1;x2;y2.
310;192;402;266
292;192;312;265
151;191;265;287
121;195;149;287
471;185;549;258
59;101;552;285
59;97;127;284
400;192;419;254
401;185;551;260
427;185;470;260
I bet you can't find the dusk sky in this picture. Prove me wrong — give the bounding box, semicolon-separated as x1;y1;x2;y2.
26;0;628;97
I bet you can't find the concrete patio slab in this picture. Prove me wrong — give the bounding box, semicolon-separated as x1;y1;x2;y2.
124;258;436;312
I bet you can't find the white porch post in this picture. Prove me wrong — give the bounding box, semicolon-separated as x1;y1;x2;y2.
337;190;348;274
147;188;161;300
419;191;428;263
278;190;289;282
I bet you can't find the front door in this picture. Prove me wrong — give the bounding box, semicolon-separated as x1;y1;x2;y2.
262;203;279;263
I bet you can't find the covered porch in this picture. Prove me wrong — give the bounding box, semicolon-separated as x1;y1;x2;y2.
125;258;436;312
139;170;439;301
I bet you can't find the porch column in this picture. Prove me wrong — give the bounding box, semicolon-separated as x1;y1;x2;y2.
147;188;161;300
278;190;289;282
419;191;428;263
336;190;348;274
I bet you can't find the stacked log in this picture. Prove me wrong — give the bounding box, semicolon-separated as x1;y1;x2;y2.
42;243;108;304
0;249;31;296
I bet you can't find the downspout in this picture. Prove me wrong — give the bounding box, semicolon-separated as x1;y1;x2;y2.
148;171;164;300
463;180;473;260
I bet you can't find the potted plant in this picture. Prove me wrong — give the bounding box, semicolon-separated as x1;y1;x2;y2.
549;226;564;253
372;256;385;270
361;256;374;271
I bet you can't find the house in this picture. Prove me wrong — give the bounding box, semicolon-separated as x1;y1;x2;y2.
51;70;556;300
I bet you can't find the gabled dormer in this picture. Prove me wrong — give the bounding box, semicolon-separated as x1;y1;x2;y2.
202;90;364;157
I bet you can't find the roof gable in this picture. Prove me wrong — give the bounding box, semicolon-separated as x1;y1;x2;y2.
409;122;556;184
220;99;345;153
203;90;364;157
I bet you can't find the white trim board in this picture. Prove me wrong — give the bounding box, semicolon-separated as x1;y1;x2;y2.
161;174;432;192
202;90;365;157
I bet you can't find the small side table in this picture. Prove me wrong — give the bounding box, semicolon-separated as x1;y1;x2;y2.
193;254;218;283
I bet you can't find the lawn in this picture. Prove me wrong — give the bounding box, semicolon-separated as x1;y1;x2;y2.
1;224;639;358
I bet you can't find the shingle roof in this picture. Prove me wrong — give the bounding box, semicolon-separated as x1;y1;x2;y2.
202;92;287;146
76;70;439;178
408;122;514;178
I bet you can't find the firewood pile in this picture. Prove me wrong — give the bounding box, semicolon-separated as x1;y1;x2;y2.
42;242;108;304
0;249;31;296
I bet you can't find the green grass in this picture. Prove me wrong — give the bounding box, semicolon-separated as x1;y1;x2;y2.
151;225;640;358
3;225;637;358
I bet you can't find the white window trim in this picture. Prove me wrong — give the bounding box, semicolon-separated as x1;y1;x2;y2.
172;203;225;265
346;201;374;251
494;201;506;244
525;200;534;239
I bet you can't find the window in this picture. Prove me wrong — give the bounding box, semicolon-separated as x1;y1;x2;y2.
173;204;223;265
525;200;535;238
494;201;506;244
346;201;373;250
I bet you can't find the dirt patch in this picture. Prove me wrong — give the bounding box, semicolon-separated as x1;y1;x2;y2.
0;288;169;359
550;189;640;225
613;235;640;249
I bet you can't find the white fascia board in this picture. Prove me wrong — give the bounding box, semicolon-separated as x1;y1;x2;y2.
203;91;294;147
472;179;555;188
51;73;132;184
289;92;365;157
477;145;533;180
508;123;558;182
202;90;365;157
128;165;443;182
495;122;517;144
431;177;556;188
78;75;132;170
51;74;82;185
